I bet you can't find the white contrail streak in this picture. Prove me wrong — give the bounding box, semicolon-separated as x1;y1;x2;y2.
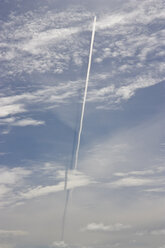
74;16;96;170
61;16;96;241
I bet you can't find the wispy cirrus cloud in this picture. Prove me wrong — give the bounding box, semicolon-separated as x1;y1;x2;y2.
0;229;28;237
108;177;154;188
0;8;92;78
90;0;165;108
0;0;164;117
115;77;163;100
82;222;131;232
0;104;26;118
0;1;164;248
20;170;94;200
21;27;79;55
0;167;31;207
111;166;165;190
88;75;164;107
0;117;44;127
114;169;155;177
0;75;163;128
11;118;45;126
0;167;31;185
0;80;81;129
143;187;165;193
0;165;94;207
1;0;164;88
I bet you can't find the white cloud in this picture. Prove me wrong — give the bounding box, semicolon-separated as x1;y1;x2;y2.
97;0;165;31
115;76;162;100
0;2;164;247
0;167;32;208
0;80;81;127
20;184;64;199
0;8;91;78
87;75;164;109
0;167;31;185
111;165;165;192
0;166;92;207
87;85;115;102
87;0;165;108
0;93;35;106
50;241;85;248
0;117;15;124
109;177;154;188
114;169;155;177
96;14;126;30
51;241;68;248
0;74;163;120
96;1;164;32
151;229;165;235
0;117;44;127
0;229;28;237
0;185;11;197
22;27;79;54
0;0;164;113
143;187;165;193
0;104;26;117
11;118;45;126
83;223;131;232
0;79;81;120
20;170;94;200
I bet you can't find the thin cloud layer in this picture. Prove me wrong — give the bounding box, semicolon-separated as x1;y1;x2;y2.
0;0;164;112
20;170;94;200
108;177;154;188
0;117;44;127
0;104;26;118
0;167;31;185
51;241;68;248
151;229;165;235
0;8;91;77
0;229;28;237
0;166;94;207
11;118;45;126
83;223;131;232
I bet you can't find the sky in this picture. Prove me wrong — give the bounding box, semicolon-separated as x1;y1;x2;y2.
0;0;165;247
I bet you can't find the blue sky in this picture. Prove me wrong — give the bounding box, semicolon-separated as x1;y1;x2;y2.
0;0;165;247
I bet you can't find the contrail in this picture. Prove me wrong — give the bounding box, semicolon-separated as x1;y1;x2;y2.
64;117;79;190
74;15;96;170
61;16;96;241
61;189;70;241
